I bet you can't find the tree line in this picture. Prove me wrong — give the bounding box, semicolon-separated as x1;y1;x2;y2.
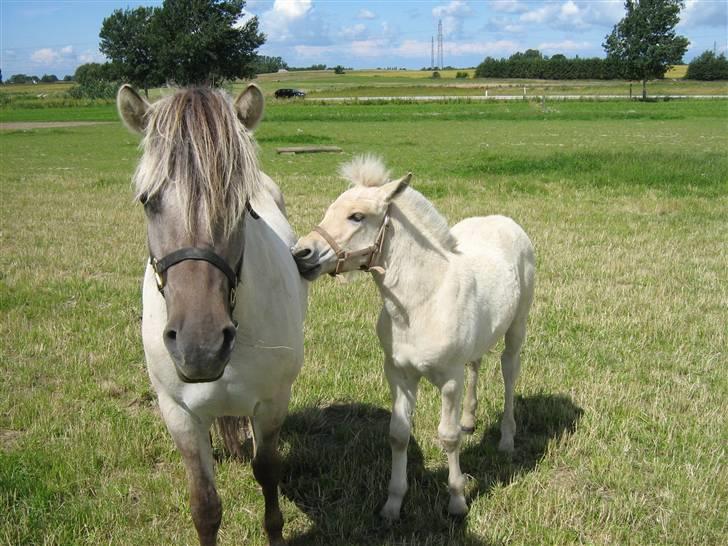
475;51;622;80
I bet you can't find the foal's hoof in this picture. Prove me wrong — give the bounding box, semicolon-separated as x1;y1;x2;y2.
460;425;475;434
448;495;469;517
380;502;402;522
498;437;514;453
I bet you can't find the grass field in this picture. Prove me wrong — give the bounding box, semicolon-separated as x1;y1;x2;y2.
1;92;727;545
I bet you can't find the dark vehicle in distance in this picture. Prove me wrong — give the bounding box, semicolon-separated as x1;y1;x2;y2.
274;88;305;99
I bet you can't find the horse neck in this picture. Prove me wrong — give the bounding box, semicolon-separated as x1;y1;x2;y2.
374;205;452;317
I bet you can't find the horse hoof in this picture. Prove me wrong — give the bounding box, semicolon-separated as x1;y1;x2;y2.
461;425;475;434
498;437;514;453
448;496;469;517
380;503;401;522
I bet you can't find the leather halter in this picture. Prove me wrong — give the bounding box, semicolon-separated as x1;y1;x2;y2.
149;201;259;309
313;210;391;276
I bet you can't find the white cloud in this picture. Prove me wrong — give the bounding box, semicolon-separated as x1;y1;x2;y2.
518;1;620;31
260;0;314;41
681;0;728;28
274;0;312;19
31;48;60;64
538;40;592;53
31;46;76;66
489;0;528;14
339;23;368;40
432;0;472;37
357;8;376;20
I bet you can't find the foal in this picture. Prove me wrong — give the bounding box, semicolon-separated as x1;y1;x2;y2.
292;156;535;519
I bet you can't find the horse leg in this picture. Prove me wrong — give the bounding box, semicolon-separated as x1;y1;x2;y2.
460;358;481;434
251;400;288;546
159;396;220;546
435;369;468;516
380;358;419;521
499;317;527;453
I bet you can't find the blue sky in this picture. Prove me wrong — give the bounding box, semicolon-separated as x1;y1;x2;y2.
1;0;726;78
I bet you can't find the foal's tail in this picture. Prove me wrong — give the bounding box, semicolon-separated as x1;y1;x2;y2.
214;416;252;460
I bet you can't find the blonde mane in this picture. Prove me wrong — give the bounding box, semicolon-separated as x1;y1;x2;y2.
341;155;458;253
134;87;261;238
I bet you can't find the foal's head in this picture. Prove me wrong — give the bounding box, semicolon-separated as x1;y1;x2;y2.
292;156;411;281
118;85;264;382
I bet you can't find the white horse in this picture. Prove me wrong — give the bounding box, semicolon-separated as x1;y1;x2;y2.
118;84;307;545
292;156;535;519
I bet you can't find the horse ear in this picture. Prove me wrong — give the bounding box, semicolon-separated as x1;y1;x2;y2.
382;173;412;202
117;84;150;134
235;84;265;130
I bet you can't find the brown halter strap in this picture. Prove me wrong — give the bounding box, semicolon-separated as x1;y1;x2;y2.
313;211;391;276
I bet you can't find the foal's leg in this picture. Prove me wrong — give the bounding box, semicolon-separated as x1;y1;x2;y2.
499;319;526;453
381;358;419;521
435;369;468;516
460;358;482;434
159;396;220;546
251;399;288;546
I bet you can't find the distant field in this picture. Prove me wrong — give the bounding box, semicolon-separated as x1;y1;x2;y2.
1;68;725;115
1;96;726;545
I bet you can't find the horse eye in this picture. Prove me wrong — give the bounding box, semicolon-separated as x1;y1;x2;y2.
139;192;148;205
348;212;365;222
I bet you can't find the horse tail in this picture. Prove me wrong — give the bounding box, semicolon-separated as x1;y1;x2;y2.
214;416;251;460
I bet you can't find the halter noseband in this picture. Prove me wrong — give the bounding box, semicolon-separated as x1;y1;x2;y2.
149;201;259;309
313;209;391;276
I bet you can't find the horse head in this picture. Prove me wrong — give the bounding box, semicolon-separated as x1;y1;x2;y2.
118;84;264;382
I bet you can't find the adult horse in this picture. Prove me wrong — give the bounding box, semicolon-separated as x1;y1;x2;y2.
292;156;535;519
118;84;307;545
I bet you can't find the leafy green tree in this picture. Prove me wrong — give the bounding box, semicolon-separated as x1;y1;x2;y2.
603;0;689;99
686;50;728;81
334;65;346;74
100;6;162;96
252;55;288;74
40;74;59;83
154;0;264;85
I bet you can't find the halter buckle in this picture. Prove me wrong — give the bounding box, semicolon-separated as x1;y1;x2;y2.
151;258;165;291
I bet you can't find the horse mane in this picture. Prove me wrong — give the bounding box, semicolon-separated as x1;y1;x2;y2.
133;87;261;238
341;155;458;253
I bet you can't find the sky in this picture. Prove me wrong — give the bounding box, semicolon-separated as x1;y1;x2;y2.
1;0;726;78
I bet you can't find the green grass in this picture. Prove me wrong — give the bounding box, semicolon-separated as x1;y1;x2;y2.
1;97;727;545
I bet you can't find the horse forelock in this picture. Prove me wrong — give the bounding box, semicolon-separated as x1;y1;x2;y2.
340;154;390;188
133;87;261;239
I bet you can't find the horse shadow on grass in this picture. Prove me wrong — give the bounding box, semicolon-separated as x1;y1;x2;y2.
279;394;583;546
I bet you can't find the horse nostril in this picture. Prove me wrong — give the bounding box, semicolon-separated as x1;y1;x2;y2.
293;247;312;259
221;324;236;355
165;328;177;342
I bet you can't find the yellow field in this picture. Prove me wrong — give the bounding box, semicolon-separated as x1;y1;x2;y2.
665;65;688;78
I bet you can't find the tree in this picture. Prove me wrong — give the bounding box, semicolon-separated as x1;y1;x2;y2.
154;0;264;85
333;65;346;74
41;74;59;83
686;50;728;81
603;0;689;99
100;7;162;96
252;55;288;74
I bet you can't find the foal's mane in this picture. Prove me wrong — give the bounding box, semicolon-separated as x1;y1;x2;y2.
134;87;260;238
342;155;457;253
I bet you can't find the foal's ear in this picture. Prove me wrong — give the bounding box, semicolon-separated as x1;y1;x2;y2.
382;172;413;202
117;84;150;134
235;84;265;131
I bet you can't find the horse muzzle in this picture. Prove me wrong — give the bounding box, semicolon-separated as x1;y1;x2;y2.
164;323;237;383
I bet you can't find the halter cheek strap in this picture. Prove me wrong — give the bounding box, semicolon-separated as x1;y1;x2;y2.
313;211;390;276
